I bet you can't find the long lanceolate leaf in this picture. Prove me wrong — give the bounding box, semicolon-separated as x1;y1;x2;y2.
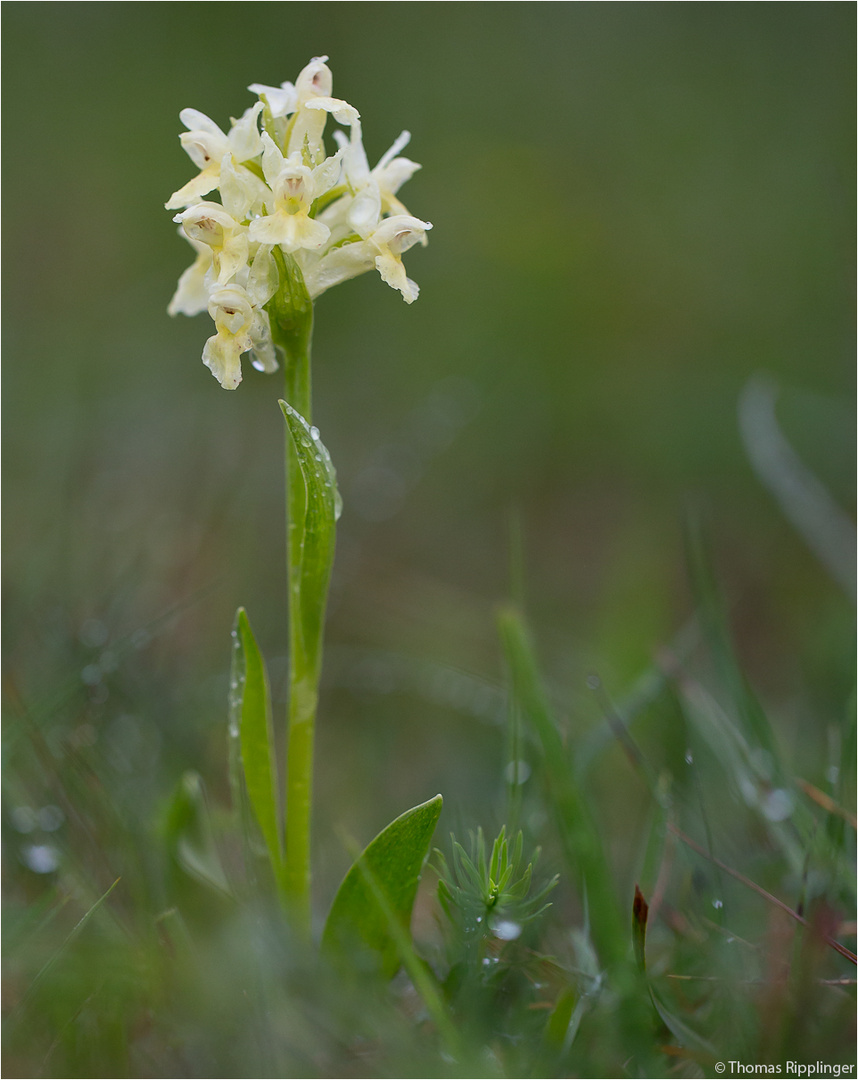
230;607;285;895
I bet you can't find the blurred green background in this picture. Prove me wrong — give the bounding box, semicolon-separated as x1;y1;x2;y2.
3;2;854;907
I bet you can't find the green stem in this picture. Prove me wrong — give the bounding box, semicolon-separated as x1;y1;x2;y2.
271;275;315;933
285;330;312;931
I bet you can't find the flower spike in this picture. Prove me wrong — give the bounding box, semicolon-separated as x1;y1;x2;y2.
166;56;431;388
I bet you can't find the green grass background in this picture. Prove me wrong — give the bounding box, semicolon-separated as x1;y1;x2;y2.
2;4;854;1072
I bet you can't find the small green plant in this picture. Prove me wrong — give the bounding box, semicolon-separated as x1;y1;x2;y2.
436;826;558;946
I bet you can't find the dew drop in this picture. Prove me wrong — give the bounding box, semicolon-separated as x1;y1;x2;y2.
762;788;793;823
503;759;531;785
491;919;522;941
23;843;59;874
712;899;723;910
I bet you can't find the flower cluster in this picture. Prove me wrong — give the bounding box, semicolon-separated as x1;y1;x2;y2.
166;57;431;389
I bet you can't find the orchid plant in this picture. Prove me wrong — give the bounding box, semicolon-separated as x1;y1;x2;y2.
167;56;431;391
166;57;437;942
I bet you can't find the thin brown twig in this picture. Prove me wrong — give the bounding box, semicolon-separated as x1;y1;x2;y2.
797;778;857;830
668;822;857;966
666;974;856;986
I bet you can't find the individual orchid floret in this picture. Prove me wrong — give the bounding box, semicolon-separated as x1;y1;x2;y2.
284;56;358;162
297;214;432;304
173;202;249;285
334;124;422;239
202;285;258;390
168;230;213;318
248;133;343;252
165;102;263;210
201;247;279;389
370;215;433;303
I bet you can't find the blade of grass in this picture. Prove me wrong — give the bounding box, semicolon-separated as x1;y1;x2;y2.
13;877;121;1019
497;606;626;970
684;512;785;781
739;376;856;600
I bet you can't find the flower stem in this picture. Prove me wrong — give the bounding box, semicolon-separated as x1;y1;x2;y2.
270;268;316;933
284;328;312;932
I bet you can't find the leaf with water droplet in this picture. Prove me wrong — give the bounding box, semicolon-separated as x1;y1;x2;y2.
279;402;342;686
230;607;284;893
322;794;443;978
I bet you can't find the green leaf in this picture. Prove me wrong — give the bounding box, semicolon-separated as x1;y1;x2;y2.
165;771;231;896
279;401;340;685
231;607;284;889
322;794;443;978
